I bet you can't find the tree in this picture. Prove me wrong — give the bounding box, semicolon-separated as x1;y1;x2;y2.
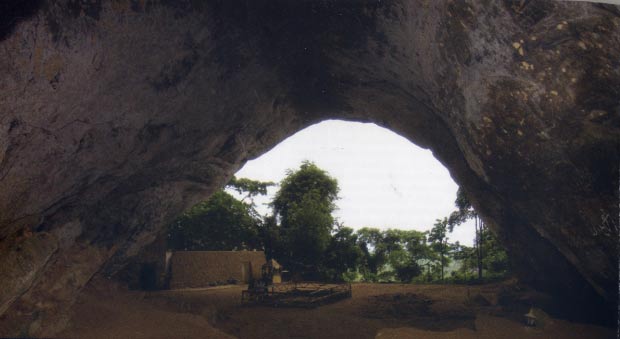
383;229;428;282
450;187;483;279
271;161;339;227
480;230;510;276
227;176;274;206
428;218;449;281
167;190;261;251
283;191;334;269
356;227;386;277
260;214;282;260
167;176;273;252
355;228;427;282
269;161;340;276
324;224;363;281
448;187;510;281
403;230;433;282
394;261;422;283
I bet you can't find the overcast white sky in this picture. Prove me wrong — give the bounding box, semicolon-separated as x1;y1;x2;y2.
228;120;476;246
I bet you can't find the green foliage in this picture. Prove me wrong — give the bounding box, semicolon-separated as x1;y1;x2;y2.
455;186;472;212
227;176;274;205
448;187;475;231
283;192;334;268
445;227;510;283
428;218;450;281
259;215;281;260
167;167;510;286
324;224;364;281
481;230;510;274
356;227;386;275
361;272;379;282
428;218;448;244
446;187;511;282
355;227;427;282
167;176;273;252
167;191;261;251
269;161;343;278
341;270;359;282
394;261;422;282
272;161;339;229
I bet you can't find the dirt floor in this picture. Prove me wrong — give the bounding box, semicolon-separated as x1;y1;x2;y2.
58;279;615;339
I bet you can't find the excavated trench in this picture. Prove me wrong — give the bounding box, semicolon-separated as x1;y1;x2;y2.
0;0;618;336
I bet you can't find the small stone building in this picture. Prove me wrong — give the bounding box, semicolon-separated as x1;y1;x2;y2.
169;250;266;289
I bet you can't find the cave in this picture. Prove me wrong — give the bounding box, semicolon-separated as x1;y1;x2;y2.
0;0;618;336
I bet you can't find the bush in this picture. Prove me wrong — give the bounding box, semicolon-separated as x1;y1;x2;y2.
362;272;379;283
342;270;359;282
394;262;422;283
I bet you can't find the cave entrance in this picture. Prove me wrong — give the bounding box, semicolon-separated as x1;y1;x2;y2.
164;118;495;286
206;118;497;285
231;119;476;247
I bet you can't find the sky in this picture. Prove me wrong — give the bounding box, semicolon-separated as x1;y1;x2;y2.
228;120;475;246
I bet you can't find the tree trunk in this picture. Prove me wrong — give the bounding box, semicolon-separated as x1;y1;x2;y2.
441;240;445;282
476;216;483;280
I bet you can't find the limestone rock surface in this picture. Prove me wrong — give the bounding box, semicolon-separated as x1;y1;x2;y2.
0;0;618;335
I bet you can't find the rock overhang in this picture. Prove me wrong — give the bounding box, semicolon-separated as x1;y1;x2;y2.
0;0;618;335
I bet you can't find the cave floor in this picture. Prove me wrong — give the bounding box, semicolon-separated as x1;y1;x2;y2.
58;280;614;339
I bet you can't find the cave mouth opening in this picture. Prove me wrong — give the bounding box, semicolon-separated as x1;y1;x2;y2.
160;118;507;289
229;118;477;247
154;117;612;328
0;1;617;336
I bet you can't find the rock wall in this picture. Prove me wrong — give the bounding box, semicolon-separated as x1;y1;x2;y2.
0;0;618;335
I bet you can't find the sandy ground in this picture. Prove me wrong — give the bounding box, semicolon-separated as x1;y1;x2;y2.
58;279;615;339
58;280;235;339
